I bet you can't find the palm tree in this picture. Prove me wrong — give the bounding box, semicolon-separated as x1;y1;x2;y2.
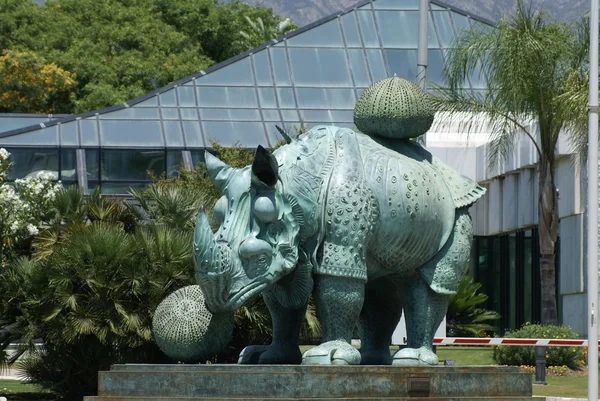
435;2;588;325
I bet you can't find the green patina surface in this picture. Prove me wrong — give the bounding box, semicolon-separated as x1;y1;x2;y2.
152;77;486;367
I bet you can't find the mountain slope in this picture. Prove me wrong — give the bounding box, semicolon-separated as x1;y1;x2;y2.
244;0;588;28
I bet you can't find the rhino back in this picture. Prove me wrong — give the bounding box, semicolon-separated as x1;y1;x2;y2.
357;134;456;273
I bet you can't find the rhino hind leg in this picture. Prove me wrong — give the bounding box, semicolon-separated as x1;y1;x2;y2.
392;209;473;366
358;276;403;365
239;288;306;364
303;275;364;365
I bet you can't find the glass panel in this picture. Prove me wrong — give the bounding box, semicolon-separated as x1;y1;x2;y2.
182;121;204;147
376;11;417;48
99;108;159;120
433;11;455;48
451;12;470;35
86;149;100;182
470;61;487;89
287;19;343;47
269;48;291;85
348;49;371;86
330;110;354;122
262;109;281;121
135;97;158;107
276;88;296;108
161;107;180;120
61;149;77;181
159;89;178;106
299;110;334;122
0;116;49;132
60;122;78;146
373;0;418;9
0;127;59;146
177;86;197;106
180;108;199;120
299;110;354;123
385;49;417;81
296;88;357;109
428;13;439;47
196;58;254;86
101;150;165;181
253;51;273;86
7;148;59;180
431;3;446;10
101;182;148;195
341;13;361;47
376;11;437;48
281;109;299;121
366;49;387;80
427;49;446;86
190;151;205;167
289;49;351;87
197;87;258;108
100;120;163;147
523;231;533;322
164;121;184;147
509;234;517;329
80;119;99;146
202;121;267;147
258;87;277;108
167;150;183;177
357;11;379;47
200;109;261;121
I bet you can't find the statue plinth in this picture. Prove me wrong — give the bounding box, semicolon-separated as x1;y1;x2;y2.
85;364;532;400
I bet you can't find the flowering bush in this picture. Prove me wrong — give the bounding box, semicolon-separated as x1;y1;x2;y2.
493;323;583;369
0;148;62;264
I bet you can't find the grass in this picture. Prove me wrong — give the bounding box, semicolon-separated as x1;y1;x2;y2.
0;379;55;400
532;375;589;398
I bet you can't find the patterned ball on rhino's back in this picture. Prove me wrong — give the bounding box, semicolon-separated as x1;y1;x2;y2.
353;77;436;139
152;285;234;362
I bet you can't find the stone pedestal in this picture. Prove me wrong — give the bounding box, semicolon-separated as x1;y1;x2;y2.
84;364;532;401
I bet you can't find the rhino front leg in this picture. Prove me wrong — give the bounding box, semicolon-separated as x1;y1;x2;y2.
239;288;306;364
302;275;364;365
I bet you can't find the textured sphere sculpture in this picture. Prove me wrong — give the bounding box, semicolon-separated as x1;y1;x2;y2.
353;76;435;139
152;285;234;362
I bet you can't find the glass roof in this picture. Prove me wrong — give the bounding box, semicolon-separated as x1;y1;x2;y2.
0;0;491;149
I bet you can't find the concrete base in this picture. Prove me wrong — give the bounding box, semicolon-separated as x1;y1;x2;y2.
84;364;532;401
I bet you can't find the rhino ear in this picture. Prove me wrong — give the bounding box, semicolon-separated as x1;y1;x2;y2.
205;151;234;192
251;145;279;188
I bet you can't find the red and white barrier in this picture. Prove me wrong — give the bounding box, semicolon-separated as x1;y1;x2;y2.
400;337;596;347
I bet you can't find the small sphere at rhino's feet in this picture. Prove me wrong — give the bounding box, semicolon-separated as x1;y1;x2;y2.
353;76;436;139
152;285;234;362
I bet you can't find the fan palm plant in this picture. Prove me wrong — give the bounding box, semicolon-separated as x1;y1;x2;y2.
434;2;589;325
446;276;501;337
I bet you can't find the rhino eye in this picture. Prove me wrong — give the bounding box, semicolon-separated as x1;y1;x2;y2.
253;195;278;223
214;196;227;222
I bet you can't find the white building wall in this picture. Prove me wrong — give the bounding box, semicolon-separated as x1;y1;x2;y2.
428;126;587;335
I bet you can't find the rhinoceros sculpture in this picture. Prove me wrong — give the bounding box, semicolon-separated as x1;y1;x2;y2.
193;124;485;366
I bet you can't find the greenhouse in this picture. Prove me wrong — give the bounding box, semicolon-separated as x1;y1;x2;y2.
0;0;492;194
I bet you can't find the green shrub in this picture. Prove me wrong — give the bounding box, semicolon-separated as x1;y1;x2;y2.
493;323;583;369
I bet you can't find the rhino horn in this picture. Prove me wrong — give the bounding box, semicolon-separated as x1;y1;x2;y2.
251;145;279;188
205;151;234;192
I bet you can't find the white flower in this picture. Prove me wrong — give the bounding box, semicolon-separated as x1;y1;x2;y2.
10;221;19;233
0;148;10;160
27;224;39;236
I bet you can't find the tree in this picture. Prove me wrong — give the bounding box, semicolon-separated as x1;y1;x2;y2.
435;2;588;325
0;49;77;113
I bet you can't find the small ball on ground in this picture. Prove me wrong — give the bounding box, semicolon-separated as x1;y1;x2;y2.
153;285;234;362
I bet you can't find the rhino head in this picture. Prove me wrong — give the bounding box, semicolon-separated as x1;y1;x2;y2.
193;146;301;313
